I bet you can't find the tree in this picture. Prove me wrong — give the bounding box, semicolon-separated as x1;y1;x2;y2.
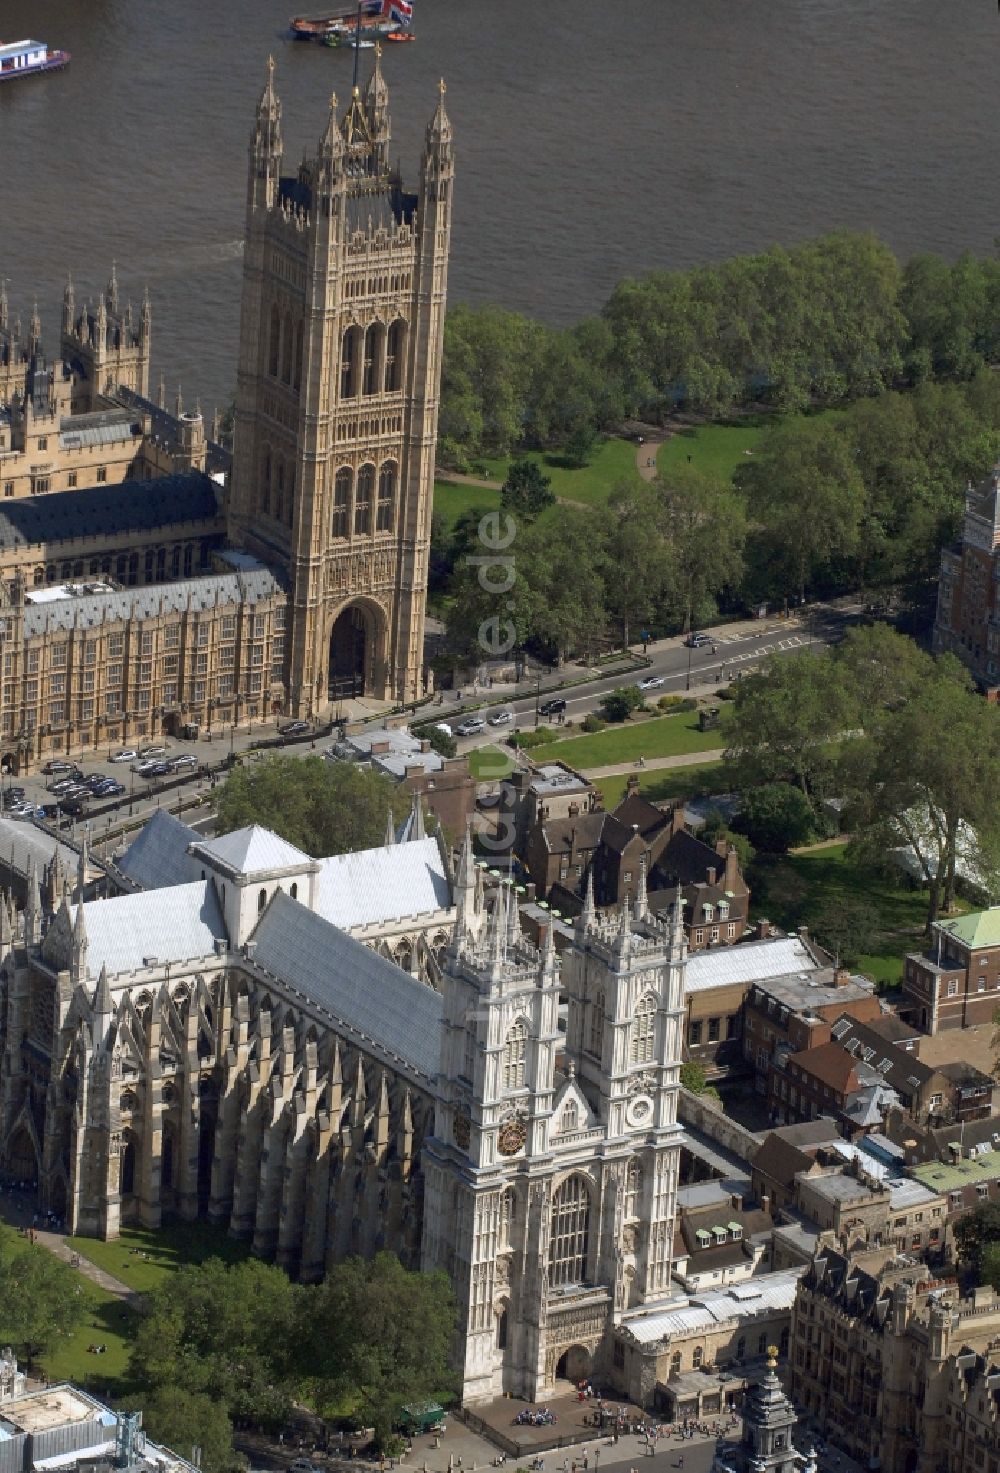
680;1060;707;1093
653;465;747;632
736;417;866;601
0;1243;89;1367
805;896;880;966
602;481;669;648
141;1387;236;1473
421;724;456;759
303;1253;457;1448
515;510;608;664
735;783;815;855
130;1258;304;1429
724;652;850;803
500;460;555;522
599;686;644;724
699;809;755;870
955;1203;1000;1283
215;756;397;857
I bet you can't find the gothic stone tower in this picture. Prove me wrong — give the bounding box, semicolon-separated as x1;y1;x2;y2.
229;55;454;714
422;865;685;1403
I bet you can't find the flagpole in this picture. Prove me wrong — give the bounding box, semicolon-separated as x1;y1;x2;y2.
352;1;362;91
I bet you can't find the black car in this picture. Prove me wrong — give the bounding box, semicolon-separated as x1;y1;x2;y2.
281;721;310;738
58;798;86;817
538;697;567;716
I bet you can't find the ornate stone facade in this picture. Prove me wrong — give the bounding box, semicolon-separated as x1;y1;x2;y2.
228;56;452;713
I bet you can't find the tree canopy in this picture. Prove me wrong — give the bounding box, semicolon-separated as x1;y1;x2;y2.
0;1241;89;1368
215;755;398;856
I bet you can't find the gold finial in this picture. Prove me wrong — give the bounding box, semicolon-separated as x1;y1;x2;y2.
375;40;382;59
766;1344;779;1369
439;77;447;96
352;84;361;98
330;91;338;111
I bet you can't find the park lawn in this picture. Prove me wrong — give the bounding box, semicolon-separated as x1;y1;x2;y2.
433;479;499;531
41;1281;137;1395
65;1218;254;1298
657;423;764;482
750;843;967;990
594;760;728;810
530;709;731;769
474;438;639;508
467;744;516;781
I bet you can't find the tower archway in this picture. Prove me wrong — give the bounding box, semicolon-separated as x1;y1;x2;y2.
327;599;387;701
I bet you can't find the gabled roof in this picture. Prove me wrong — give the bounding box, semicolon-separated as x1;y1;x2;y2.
194;825;314;878
0;816;83;881
753;1125;841;1191
787;1040;859;1095
251;890;442;1080
314;835;451;930
830;1014;935;1096
0;472;220;554
539;811;607;857
685;935;819;994
82;880;227;978
654;827;725;886
611;793;671;841
117;809;197;891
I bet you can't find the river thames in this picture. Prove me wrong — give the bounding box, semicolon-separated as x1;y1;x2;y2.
1;0;998;413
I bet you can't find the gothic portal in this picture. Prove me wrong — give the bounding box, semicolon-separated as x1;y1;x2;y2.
228;55;453;713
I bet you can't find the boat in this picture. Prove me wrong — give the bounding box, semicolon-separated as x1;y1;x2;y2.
0;38;70;81
291;0;411;41
386;30;416;41
324;32;375;47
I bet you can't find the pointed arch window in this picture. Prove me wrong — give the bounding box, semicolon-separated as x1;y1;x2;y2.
354;464;374;536
362;323;382;396
281;313;293;384
499;1186;517;1250
631;992;657;1065
260;449;272;514
384;318;405;392
275;459;285;524
624;1158;642;1219
341;327;359;399
549;1174;591;1287
502;1018;528;1091
588;991;604;1059
293;318;304;392
332;467;351;539
268;304;280;378
258;887;267;914
376;461;396;532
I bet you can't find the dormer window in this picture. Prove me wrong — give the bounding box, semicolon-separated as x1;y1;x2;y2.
712;1226;727;1244
703;903;714;923
729;1222;742;1241
718;900;729;921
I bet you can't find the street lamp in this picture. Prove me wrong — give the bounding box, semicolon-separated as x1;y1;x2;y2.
685;639;693;692
534;674;541;729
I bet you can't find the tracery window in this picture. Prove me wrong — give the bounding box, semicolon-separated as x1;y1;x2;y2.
376;461;396;532
624;1158;642;1219
549;1174;590;1286
588;991;604;1059
384;318;405;392
354;464;374;535
630;992;657;1065
332;467;351;538
502;1018;528;1091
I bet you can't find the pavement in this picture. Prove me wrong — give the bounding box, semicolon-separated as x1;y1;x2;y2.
0;1180;138;1303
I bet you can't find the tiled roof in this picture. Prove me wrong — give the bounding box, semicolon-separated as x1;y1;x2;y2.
611;793;671;840
117;810;197;891
23;565;280;637
194;825;314;878
685;936;819;995
787;1040;859;1094
314;836;451;929
0;471;220;553
0;817;84;880
83;880;226;979
936;907;1000;951
251;890;442;1080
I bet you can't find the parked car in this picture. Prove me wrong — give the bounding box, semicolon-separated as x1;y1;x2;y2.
170;754;198;770
638;675;665;690
110;749;137;763
538;697;567;716
488;709;514;726
138;745;167;759
281;721;310;738
58;798;85;817
684;631;712;648
84;774;110;791
42;760;74;775
38;805;59;820
456;717;486;737
289;1461;316;1473
141;762;171;779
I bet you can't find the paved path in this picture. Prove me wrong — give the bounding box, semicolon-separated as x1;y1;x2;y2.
636;434;666;481
580;749;726;780
0;1185;138;1304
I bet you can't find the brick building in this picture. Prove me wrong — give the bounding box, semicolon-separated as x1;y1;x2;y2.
933;460;1000;691
743;966;881;1093
903;908;1000;1033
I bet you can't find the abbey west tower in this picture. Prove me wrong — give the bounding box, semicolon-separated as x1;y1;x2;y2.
229;56;453;712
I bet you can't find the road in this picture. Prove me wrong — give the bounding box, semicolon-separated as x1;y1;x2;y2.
443;602;854;760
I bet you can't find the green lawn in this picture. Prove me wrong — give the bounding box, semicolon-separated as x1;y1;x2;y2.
530;709;730;769
593;760;728;810
43;1282;137;1396
433;479;499;531
750;842;962;989
450;437;639;510
65;1218;253;1297
468;744;515;781
657;423;765;482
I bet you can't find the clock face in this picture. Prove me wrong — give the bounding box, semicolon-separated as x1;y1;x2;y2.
453;1113;471;1150
497;1115;527;1157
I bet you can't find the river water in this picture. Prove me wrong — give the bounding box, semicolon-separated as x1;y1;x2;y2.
1;0;998;414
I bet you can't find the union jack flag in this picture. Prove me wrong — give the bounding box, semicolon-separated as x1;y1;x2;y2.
388;0;413;20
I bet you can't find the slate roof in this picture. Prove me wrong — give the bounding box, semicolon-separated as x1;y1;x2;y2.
788;1040;860;1095
194;825;314;878
82;880;227;978
0;817;84;880
23;566;280;637
0;472;220;553
314;836;451;929
612;793;671;840
251;890;442;1080
830;1014;935;1098
117;810;197;891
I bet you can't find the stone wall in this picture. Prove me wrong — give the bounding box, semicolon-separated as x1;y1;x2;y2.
679;1086;760;1163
